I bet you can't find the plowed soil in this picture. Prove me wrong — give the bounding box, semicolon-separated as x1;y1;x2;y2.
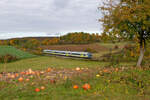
41;43;108;52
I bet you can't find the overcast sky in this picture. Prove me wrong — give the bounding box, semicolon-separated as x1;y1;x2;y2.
0;0;102;39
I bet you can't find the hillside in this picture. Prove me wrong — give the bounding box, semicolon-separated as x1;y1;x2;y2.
0;46;37;59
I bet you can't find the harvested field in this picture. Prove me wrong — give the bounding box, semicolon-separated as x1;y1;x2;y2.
41;43;108;52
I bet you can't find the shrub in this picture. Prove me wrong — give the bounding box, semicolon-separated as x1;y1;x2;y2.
0;54;18;63
114;45;119;49
84;48;97;53
123;44;133;50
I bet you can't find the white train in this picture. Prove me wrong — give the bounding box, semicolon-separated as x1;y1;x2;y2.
43;50;92;59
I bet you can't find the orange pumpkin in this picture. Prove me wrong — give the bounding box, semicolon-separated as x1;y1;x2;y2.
28;68;33;74
35;88;40;92
82;83;91;90
41;86;45;90
36;71;40;76
76;67;80;71
103;69;109;73
10;75;15;79
26;78;30;82
15;73;19;77
50;79;56;84
47;68;51;72
7;73;11;77
20;72;25;75
40;71;44;74
18;77;23;82
73;85;79;89
32;71;36;75
115;68;119;72
25;72;29;75
0;74;2;78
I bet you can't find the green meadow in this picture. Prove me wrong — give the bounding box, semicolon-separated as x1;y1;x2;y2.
0;46;36;59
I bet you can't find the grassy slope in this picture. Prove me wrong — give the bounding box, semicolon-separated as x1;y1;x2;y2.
0;56;109;72
93;42;128;58
0;46;36;59
99;42;129;48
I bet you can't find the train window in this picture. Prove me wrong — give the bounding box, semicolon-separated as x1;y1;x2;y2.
72;53;81;55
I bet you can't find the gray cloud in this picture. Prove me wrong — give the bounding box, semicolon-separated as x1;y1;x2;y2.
0;0;102;39
53;0;71;8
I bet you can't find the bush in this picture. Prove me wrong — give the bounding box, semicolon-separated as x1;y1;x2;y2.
114;45;119;49
0;54;18;63
84;48;97;53
123;44;133;50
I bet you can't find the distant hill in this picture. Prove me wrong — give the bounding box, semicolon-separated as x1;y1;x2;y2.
0;32;102;46
6;37;58;41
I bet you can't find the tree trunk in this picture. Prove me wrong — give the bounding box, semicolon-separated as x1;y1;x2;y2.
136;46;145;67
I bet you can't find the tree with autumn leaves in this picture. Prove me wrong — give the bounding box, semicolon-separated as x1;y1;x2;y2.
99;0;150;67
61;32;101;44
42;38;60;45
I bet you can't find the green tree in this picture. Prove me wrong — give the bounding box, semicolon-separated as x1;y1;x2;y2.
99;0;150;67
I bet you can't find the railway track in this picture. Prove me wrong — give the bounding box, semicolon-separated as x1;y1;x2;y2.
43;54;91;60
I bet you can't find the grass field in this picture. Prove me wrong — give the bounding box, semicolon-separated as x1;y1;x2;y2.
0;56;108;72
93;42;132;58
0;55;136;72
0;46;36;59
